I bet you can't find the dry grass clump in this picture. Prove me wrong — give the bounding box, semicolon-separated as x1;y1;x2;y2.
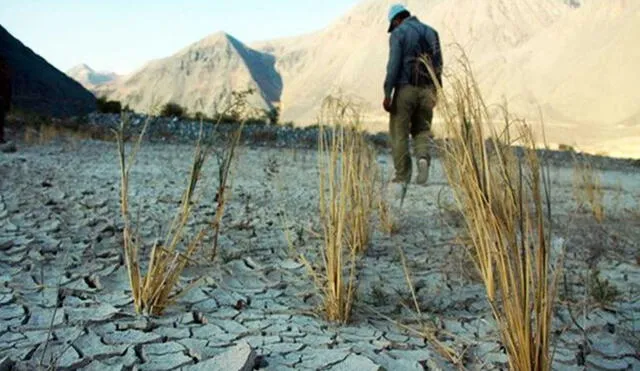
432;50;559;370
376;187;399;235
116;91;248;315
301;96;377;323
572;159;605;223
116;118;208;315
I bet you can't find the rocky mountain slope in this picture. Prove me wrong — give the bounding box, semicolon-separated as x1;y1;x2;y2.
104;32;281;118
66;64;120;90
255;0;570;126
92;0;640;157
0;25;96;117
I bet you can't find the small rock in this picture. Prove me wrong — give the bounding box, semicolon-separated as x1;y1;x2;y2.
0;356;14;371
138;352;192;371
0;240;13;251
183;341;256;371
31;342;82;369
178;338;214;360
388;349;434;364
0;142;17;153
81;360;126;371
65;303;119;323
102;346;138;368
40;220;61;233
96;291;133;307
191;324;226;339
212;319;249;334
142;341;186;359
24;308;64;329
590;334;636;358
300;349;350;370
191;299;219;313
299;334;334;347
279;259;303;270
115;318;152;331
154;326;191;340
177;288;210;305
263;342;305;355
73;331;128;359
331;354;382;371
1;221;17;233
102;329;162;345
0;331;25;343
586;355;630;370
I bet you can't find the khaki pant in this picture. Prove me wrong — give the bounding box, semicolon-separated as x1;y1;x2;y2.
389;85;436;182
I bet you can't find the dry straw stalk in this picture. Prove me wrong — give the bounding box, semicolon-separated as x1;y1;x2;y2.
430;48;560;370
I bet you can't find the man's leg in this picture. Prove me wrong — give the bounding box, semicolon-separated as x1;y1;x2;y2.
389;86;416;183
411;86;437;185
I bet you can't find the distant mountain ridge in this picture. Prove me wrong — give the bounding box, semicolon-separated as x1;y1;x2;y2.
66;64;120;89
0;25;95;117
95;32;282;118
78;0;640;157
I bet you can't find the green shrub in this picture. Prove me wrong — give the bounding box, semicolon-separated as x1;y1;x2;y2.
97;96;122;114
192;111;213;122
265;107;279;125
589;269;620;307
161;102;186;118
558;143;576;152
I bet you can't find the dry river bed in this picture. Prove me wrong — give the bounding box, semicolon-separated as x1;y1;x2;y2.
0;139;639;370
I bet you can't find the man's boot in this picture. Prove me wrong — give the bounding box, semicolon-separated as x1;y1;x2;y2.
416;157;430;185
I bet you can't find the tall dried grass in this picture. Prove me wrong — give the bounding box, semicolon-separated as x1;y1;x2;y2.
572;159;605;223
431;50;559;370
115;92;247;314
301;96;376;323
116;117;208;315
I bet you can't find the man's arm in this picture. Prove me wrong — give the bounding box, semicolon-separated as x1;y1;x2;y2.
384;32;402;100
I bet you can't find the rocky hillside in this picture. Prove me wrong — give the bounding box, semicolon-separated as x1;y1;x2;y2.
0;25;96;117
255;0;570;126
66;64;120;91
105;32;282;118
94;0;640;157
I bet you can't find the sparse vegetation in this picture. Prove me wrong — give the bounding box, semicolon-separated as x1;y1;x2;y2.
115;117;207;315
265;106;280;125
115;89;250;314
588;269;620;307
376;177;399;235
300;96;377;323
97;96;122;114
558;143;576;152
161;102;186;118
573;159;605;223
433;49;559;370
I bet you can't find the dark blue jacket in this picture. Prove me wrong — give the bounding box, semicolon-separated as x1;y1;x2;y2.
384;16;443;99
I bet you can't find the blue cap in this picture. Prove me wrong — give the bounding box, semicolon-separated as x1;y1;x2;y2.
388;4;408;33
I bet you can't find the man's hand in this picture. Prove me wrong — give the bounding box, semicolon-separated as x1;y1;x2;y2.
383;98;392;113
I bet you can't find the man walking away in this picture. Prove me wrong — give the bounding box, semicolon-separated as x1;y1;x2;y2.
383;4;442;187
0;57;12;144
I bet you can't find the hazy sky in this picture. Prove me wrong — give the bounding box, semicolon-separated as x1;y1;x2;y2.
0;0;361;74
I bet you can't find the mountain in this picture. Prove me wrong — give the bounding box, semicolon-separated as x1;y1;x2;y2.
254;0;640;156
66;64;120;90
106;32;282;118
0;25;96;117
254;0;570;127
98;0;640;157
464;0;640;156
